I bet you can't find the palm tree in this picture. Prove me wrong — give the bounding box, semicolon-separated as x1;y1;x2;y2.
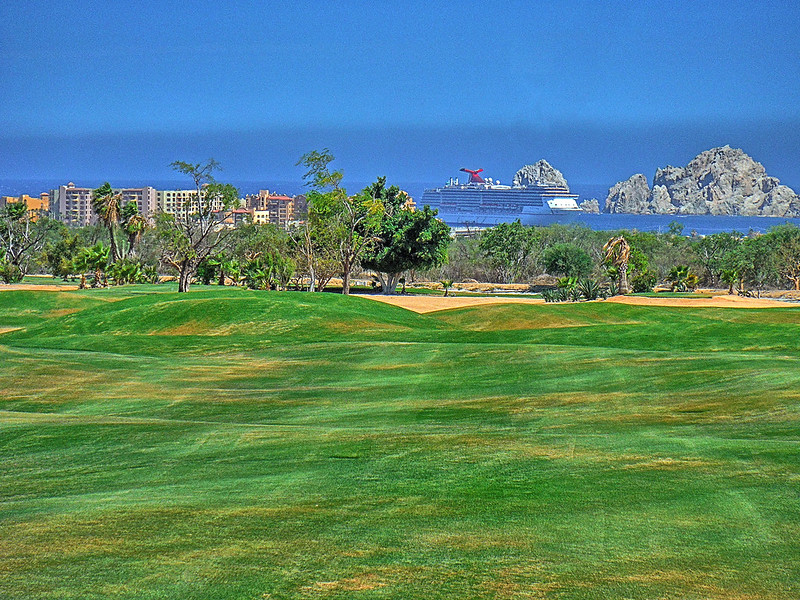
668;265;700;292
441;279;454;297
92;183;122;263
603;236;631;294
73;243;110;288
120;202;149;258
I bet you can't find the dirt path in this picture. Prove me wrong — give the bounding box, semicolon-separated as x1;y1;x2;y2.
359;293;794;313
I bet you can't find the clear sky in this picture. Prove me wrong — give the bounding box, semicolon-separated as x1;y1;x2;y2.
1;0;799;188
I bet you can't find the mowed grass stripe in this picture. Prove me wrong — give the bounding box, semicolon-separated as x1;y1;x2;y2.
1;286;799;598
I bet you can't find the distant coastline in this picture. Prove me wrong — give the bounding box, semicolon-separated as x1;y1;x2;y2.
5;179;800;235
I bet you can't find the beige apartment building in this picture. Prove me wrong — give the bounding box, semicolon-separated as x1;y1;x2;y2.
52;183;94;226
51;183;157;226
120;187;158;217
157;188;227;218
246;190;307;228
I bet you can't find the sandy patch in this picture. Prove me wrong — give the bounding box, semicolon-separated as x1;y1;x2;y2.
606;295;792;309
356;294;545;313
0;283;79;292
359;293;795;313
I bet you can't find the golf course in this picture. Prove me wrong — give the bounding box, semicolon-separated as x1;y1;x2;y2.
2;285;799;599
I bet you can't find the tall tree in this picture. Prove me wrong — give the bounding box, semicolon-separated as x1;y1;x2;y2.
770;224;800;290
0;202;60;276
120;201;149;258
361;181;450;295
691;231;743;285
157;160;239;292
479;220;539;283
295;149;382;294
91;183;122;263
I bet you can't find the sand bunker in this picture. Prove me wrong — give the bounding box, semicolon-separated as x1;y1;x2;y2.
357;295;545;313
359;293;792;313
0;283;79;292
605;295;791;309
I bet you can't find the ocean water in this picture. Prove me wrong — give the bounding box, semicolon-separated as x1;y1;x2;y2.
3;179;799;235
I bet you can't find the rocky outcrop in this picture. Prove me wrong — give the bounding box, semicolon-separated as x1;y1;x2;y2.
604;146;800;216
513;160;569;188
579;198;600;213
604;174;652;214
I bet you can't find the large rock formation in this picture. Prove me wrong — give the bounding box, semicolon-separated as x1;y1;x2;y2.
604;146;800;217
604;174;653;214
579;198;600;213
513;159;569;188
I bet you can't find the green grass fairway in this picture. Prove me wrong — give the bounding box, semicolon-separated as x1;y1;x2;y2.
2;287;799;599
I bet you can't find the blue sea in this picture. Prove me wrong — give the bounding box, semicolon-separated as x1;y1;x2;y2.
3;179;799;236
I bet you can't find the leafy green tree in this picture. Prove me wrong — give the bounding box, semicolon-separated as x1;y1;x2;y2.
719;269;738;294
361;189;450;295
735;235;779;297
541;242;593;278
42;227;82;280
479;220;538;283
296;150;383;294
0;202;60;276
691;231;743;285
770;223;800;290
157;160;240;292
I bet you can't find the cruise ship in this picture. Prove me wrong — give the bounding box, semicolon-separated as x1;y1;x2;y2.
421;168;581;227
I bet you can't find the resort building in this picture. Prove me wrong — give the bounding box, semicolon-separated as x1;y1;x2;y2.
51;184;159;226
157;188;228;219
0;193;51;220
245;190;307;228
51;183;94;226
120;187;158;217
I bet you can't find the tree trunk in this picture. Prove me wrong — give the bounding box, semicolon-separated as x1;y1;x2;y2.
308;265;316;292
342;256;351;295
218;267;225;286
381;272;401;295
793;277;800;291
108;225;119;263
178;262;193;293
619;262;629;294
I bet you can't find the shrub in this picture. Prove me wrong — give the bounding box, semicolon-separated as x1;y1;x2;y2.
0;259;23;284
542;243;593;278
578;278;600;300
542;288;559;302
631;270;658;293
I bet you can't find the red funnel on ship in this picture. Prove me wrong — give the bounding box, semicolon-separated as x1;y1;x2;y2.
460;168;485;183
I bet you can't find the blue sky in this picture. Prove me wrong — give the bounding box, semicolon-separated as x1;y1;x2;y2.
1;0;799;188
